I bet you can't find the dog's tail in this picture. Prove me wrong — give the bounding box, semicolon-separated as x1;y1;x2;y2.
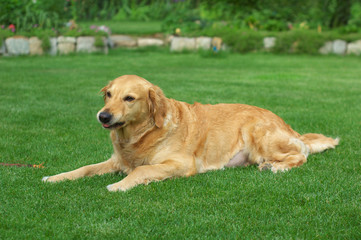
300;133;339;154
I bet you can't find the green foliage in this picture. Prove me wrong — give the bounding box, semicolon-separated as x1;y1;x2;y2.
60;28;108;37
1;0;361;43
200;27;265;53
1;0;361;36
74;0;197;22
29;28;56;38
94;35;104;48
272;30;326;54
41;36;51;52
78;21;161;35
243;9;289;31
0;28;14;47
161;1;206;34
162;12;206;35
227;30;265;53
125;2;151;21
349;2;361;27
0;0;64;32
338;2;361;33
28;28;56;51
199;2;236;21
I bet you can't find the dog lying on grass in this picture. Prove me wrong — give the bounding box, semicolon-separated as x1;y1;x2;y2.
43;75;339;191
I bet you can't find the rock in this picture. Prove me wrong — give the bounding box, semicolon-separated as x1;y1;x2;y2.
57;36;76;54
196;37;212;50
346;40;361;55
319;41;333;54
29;37;43;55
49;37;57;56
110;35;137;48
76;36;108;53
221;44;229;51
211;37;222;51
5;36;30;56
137;38;164;47
165;35;174;45
76;36;95;52
332;39;347;55
170;37;196;51
263;37;276;50
107;37;114;48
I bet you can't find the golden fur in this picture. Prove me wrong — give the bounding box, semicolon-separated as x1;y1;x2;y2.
43;75;339;191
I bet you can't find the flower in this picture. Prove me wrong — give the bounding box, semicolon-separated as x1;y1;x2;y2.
8;24;15;32
89;25;111;35
1;25;4;29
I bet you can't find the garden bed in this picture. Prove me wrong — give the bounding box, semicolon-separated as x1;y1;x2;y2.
1;33;361;56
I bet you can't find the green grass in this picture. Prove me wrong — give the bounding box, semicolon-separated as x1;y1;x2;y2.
78;20;162;35
0;50;360;239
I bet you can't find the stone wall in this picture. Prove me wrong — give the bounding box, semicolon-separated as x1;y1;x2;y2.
1;35;361;56
169;36;361;55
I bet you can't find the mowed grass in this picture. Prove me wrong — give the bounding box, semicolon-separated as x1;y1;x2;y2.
0;50;360;239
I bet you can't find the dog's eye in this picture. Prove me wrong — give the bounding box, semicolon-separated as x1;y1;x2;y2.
106;91;111;98
124;96;135;102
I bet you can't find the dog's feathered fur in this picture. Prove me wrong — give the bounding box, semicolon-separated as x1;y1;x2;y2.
43;75;339;191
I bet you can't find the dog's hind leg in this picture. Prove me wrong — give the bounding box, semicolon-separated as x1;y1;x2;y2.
259;153;307;173
258;137;309;173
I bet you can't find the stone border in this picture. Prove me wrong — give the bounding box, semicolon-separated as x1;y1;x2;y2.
1;35;361;56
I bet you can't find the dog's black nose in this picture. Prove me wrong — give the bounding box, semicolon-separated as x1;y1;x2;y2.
98;112;112;124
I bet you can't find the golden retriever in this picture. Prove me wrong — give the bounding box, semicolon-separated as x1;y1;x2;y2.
42;75;339;191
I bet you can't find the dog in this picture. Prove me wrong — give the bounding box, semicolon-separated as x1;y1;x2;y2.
42;75;339;191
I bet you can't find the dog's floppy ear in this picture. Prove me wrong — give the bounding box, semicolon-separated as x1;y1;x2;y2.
149;86;167;128
100;86;108;101
100;82;111;101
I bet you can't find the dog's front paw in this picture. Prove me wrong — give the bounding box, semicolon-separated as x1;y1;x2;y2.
42;175;62;183
106;182;130;192
270;165;289;173
42;176;50;182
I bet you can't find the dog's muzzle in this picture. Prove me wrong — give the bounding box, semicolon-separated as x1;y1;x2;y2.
98;112;112;124
98;112;125;129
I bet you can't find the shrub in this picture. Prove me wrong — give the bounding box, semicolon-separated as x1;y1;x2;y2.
1;0;64;32
0;26;14;47
161;2;204;35
272;30;325;54
94;35;104;48
28;28;56;51
200;26;264;53
60;26;108;37
226;30;264;53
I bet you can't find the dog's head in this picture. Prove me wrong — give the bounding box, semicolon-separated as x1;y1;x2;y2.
97;75;167;130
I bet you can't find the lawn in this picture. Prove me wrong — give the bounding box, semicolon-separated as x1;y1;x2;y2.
0;49;360;239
